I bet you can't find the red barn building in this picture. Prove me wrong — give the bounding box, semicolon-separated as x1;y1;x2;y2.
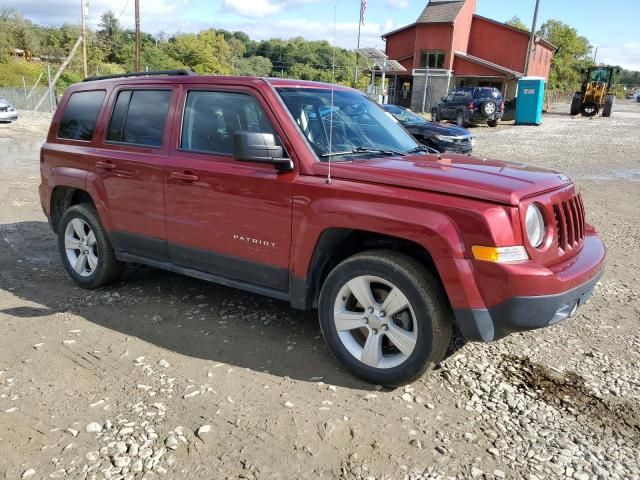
382;0;555;110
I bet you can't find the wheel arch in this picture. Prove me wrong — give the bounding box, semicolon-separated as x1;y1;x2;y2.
50;186;96;234
290;228;447;311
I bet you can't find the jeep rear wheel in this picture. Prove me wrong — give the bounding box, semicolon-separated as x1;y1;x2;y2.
58;204;124;288
318;251;452;386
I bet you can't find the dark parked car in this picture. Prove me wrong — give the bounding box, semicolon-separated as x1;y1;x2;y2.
432;86;504;127
382;104;473;154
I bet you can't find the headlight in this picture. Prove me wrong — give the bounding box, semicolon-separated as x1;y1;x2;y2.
525;204;546;248
434;135;457;142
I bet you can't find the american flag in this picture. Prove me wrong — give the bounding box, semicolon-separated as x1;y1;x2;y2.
360;0;367;25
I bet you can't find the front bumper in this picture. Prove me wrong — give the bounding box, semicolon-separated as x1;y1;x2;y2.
0;111;18;122
438;140;473;154
450;233;606;342
454;270;602;342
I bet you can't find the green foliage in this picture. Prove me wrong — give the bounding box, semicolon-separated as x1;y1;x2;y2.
506;16;528;31
538;20;592;91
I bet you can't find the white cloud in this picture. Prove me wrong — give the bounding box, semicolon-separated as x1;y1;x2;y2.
386;0;409;8
596;43;640;71
221;0;283;18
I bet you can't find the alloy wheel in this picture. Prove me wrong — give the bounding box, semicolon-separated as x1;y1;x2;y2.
333;275;418;369
64;218;99;277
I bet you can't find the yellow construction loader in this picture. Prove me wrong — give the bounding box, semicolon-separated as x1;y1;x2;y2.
570;66;617;117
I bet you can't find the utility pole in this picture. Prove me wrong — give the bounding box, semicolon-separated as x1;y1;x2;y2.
592;46;598;64
135;0;141;71
80;0;88;77
523;0;541;76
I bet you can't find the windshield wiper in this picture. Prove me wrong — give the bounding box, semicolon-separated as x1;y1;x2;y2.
406;144;439;155
320;146;407;158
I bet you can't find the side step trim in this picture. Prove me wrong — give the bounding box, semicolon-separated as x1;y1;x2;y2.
116;252;290;303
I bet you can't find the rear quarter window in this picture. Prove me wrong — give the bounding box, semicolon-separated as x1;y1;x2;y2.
57;90;106;141
474;89;501;100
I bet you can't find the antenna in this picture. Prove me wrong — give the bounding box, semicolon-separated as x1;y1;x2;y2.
326;4;337;185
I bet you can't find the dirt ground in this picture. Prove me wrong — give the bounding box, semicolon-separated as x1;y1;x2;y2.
0;102;638;480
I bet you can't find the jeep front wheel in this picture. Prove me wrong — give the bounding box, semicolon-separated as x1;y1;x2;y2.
318;251;452;386
58;204;124;288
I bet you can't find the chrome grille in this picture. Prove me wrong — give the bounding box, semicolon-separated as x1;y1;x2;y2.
553;193;585;252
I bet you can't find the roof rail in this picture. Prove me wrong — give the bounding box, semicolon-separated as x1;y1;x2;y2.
82;69;196;82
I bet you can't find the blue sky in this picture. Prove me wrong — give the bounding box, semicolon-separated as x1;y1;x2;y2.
8;0;640;69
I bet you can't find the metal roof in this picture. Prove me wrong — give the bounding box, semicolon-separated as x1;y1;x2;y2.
454;51;523;78
416;0;465;24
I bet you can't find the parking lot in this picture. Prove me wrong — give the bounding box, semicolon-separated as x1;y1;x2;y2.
1;101;639;480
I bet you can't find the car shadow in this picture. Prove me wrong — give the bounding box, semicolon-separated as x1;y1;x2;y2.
0;220;382;390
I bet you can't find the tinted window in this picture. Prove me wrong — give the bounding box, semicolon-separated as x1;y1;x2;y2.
58;90;106;141
181;91;275;155
474;88;501;100
107;90;171;147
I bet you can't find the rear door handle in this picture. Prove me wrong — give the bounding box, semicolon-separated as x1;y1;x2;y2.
96;161;116;170
170;171;199;182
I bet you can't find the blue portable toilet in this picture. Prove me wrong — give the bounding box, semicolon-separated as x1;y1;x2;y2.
515;77;545;125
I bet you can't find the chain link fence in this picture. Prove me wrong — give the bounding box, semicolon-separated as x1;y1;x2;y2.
0;87;57;112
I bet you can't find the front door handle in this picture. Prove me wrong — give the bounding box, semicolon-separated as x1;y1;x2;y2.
96;161;116;170
170;171;199;182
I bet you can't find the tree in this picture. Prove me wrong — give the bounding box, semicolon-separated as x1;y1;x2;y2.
506;16;528;31
236;56;272;77
97;11;124;64
538;20;591;90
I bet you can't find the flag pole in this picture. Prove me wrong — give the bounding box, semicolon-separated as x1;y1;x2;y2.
354;2;363;86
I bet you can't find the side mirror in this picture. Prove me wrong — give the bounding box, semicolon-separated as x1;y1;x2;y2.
441;97;446;101
233;131;293;172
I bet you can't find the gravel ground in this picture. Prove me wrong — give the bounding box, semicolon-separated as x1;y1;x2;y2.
0;103;639;480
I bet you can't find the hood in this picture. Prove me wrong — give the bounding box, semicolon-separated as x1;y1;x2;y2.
312;154;571;205
405;121;471;137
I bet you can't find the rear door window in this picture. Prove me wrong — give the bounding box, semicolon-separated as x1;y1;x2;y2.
474;88;501;100
57;90;106;141
106;89;172;147
180;91;275;156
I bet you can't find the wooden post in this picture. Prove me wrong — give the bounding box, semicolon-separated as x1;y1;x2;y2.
81;0;88;77
524;0;541;76
135;0;141;71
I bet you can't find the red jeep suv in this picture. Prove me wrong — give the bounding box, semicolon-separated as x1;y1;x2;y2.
39;71;605;385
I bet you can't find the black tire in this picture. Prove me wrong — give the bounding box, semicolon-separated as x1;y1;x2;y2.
318;250;453;386
431;109;439;122
455;111;466;127
580;101;599;117
487;119;499;127
58;204;124;289
480;100;497;117
570;93;582;116
602;94;614;117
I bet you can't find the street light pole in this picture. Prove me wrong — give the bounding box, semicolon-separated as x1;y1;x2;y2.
523;0;541;76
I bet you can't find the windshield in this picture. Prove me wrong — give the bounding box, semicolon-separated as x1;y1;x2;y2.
385;106;428;125
277;87;420;161
588;67;611;83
